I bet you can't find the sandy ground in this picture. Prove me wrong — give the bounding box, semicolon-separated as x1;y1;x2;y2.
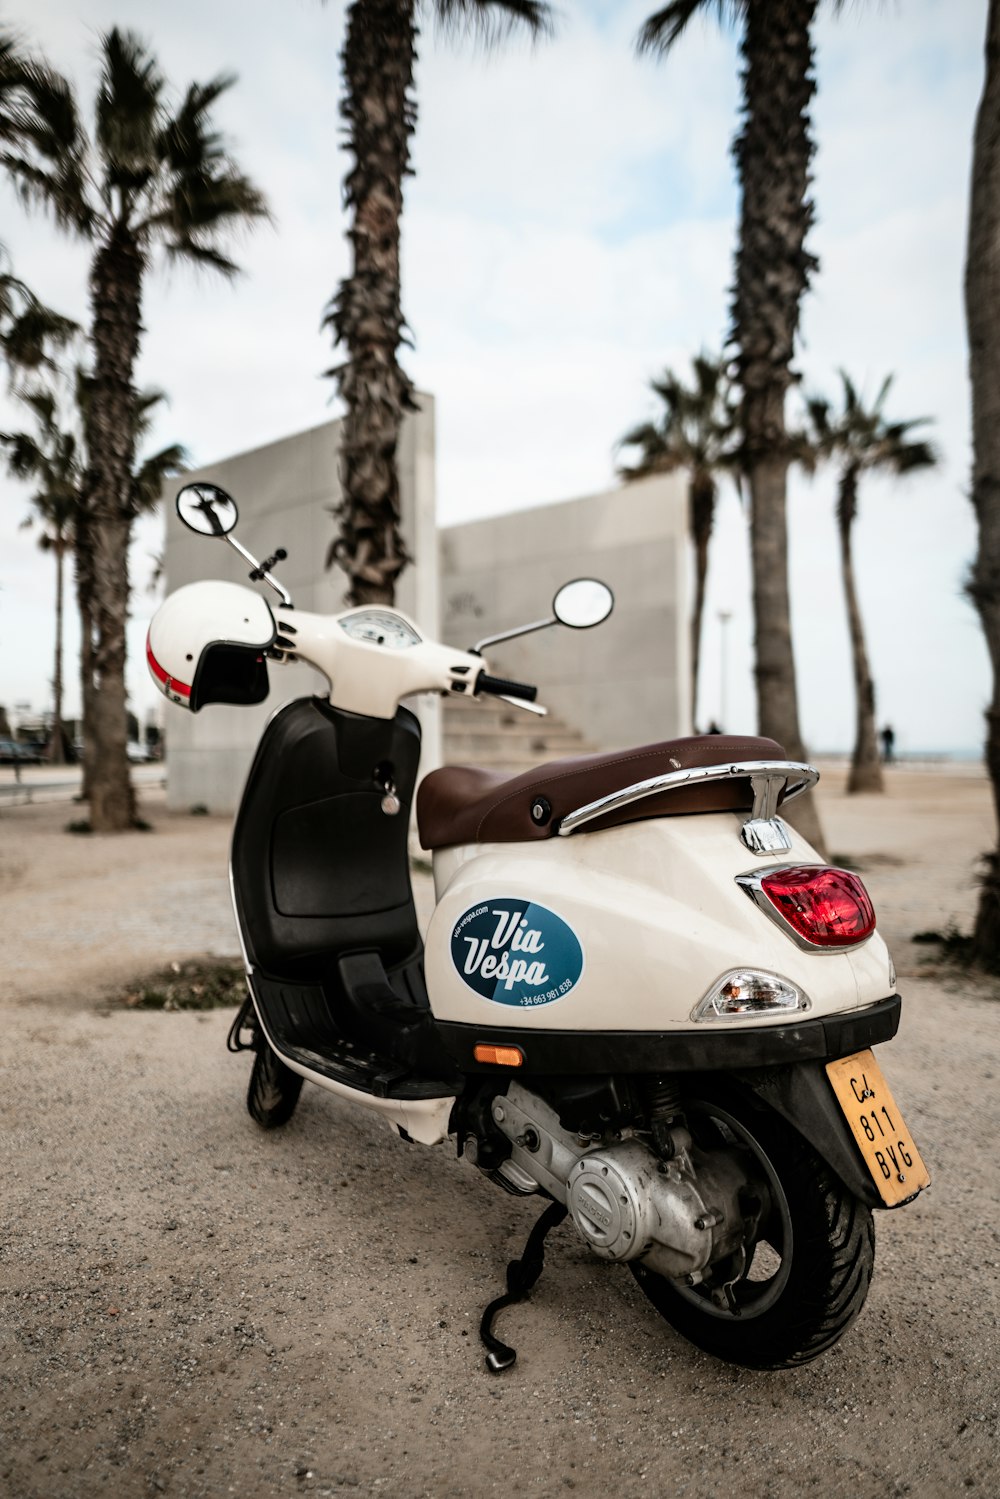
1;764;999;1499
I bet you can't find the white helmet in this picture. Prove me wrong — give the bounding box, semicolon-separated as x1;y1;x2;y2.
147;580;276;712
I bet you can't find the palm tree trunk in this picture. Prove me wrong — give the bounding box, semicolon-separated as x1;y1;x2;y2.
838;473;883;793
76;507;96;799
83;229;143;832
689;472;714;727
966;0;1000;970
326;0;417;606
733;0;825;855
50;537;66;764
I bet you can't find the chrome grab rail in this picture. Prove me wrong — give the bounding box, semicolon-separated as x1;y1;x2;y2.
555;760;820;837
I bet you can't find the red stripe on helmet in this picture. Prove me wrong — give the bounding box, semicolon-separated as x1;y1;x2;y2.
146;634;191;698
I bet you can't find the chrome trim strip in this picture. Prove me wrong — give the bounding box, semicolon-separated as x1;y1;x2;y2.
556;760;820;837
735;866;874;954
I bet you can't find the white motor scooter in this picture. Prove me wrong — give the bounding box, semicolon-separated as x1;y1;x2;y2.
148;481;929;1373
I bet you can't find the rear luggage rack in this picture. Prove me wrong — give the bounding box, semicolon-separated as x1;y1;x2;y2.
556;759;819;854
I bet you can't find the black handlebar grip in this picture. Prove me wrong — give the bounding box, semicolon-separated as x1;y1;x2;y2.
474;671;538;703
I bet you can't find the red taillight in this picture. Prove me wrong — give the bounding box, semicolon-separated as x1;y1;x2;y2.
759;866;876;948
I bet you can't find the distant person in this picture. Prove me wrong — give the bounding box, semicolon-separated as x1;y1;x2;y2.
707;720;722;735
881;724;895;764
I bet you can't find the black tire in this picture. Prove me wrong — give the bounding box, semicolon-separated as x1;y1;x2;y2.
247;1042;304;1129
629;1090;875;1370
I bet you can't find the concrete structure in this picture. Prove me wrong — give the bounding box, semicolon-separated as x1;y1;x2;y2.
161;404;689;813
162;399;439;813
440;475;689;755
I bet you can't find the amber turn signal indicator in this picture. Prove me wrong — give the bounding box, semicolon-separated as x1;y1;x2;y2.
473;1043;524;1067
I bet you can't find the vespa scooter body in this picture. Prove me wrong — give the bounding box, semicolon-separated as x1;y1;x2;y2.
151;482;929;1374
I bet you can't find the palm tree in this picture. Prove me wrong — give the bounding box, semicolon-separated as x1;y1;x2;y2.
639;0;833;853
805;374;936;794
3;390;79;761
966;0;1000;972
76;376;189;803
3;377;188;788
0;34;76;374
325;0;551;606
3;28;268;830
617;354;738;727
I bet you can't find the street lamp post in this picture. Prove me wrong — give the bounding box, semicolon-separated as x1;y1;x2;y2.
717;610;732;732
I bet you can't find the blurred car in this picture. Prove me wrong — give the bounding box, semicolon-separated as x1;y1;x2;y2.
0;738;39;765
127;740;153;763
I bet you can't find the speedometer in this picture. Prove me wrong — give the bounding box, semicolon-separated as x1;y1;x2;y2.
338;609;422;649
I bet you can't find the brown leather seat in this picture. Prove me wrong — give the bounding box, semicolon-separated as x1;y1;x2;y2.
417;734;787;850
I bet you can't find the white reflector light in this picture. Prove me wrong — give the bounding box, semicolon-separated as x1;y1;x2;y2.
693;968;808;1022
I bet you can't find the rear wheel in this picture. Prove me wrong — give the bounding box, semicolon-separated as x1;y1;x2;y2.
630;1091;874;1369
247;1042;304;1129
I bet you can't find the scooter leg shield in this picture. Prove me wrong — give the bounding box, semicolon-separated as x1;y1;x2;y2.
736;1061;882;1208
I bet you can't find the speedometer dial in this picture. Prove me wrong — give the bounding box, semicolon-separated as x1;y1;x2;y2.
338;609;421;649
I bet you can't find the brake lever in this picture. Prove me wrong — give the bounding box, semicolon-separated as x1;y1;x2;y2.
497;694;548;717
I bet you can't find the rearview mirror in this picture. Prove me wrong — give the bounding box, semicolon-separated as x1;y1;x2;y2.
176;483;239;538
552;578;614;630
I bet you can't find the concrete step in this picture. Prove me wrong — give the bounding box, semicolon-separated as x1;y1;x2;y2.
444;728;583;756
442;704;557;735
442;695;593;774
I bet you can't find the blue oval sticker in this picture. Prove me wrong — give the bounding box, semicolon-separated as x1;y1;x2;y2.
451;899;583;1008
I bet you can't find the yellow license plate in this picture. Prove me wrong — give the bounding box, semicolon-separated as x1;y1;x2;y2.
825;1049;930;1207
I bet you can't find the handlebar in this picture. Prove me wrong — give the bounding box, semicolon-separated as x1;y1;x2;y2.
474;671;538;703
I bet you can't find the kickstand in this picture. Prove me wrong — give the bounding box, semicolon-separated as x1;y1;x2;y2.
226;995;257;1054
479;1200;568;1374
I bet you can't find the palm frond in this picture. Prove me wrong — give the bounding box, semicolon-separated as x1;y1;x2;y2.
806;371;938;500
95;28;164;178
892;438;937;474
617;351;739;481
15;386;59;431
158;75;236;175
3;51;94;231
145;71;270;257
133;385;167;431
0;427;47;479
0;148;95;234
873;372;893;413
131;440;188;515
637;1;743;57
1;300;77;373
161;239;240;278
432;0;553;47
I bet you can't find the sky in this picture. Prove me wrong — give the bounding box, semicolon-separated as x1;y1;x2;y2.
0;0;989;754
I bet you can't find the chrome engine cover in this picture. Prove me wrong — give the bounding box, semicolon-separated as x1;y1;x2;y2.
567;1141;714;1275
491;1082;753;1282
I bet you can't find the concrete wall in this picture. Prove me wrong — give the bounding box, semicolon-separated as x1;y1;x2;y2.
161;410;690;812
440;474;690;752
162;398;439;813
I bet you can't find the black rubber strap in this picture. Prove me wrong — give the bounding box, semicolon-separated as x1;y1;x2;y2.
479;1200;568;1372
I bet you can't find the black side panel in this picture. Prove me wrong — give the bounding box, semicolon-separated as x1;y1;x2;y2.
231;698;422;981
271;793;410;915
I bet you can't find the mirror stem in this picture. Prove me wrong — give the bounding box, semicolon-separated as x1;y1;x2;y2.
224;534;293;609
472;615;556;654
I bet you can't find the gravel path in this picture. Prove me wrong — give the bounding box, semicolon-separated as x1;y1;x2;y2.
1;770;998;1499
